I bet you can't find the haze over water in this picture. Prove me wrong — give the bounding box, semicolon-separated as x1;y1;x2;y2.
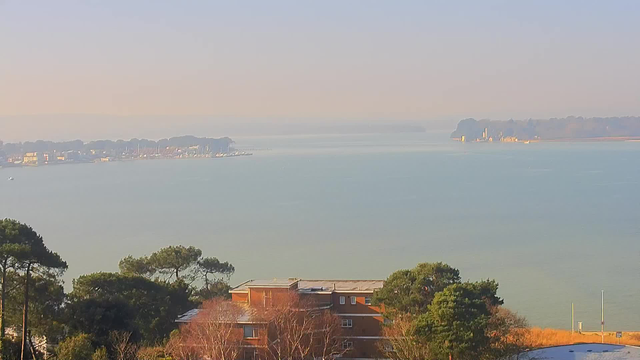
1;132;639;330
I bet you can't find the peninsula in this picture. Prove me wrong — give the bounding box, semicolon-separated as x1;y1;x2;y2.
0;135;251;167
450;116;640;143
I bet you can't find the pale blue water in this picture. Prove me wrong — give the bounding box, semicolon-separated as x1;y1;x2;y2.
1;132;639;330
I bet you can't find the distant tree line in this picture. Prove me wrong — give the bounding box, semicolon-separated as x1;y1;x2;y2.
451;116;640;140
0;136;234;156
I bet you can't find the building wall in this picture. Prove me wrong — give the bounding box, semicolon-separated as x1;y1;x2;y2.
232;292;248;303
342;338;382;359
231;286;385;360
248;288;291;308
332;293;382;315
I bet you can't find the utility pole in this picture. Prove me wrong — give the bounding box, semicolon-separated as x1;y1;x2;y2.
571;303;574;334
601;290;604;344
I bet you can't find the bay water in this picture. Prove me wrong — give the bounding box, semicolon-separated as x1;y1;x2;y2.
1;132;638;330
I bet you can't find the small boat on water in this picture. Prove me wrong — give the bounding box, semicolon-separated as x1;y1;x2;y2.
8;177;14;181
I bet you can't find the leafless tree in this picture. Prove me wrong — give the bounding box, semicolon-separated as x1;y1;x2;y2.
312;310;346;360
258;292;344;360
167;298;244;360
109;331;138;360
378;314;432;360
485;307;531;360
164;334;198;360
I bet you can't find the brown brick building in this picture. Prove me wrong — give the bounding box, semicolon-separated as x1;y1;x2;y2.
177;278;386;360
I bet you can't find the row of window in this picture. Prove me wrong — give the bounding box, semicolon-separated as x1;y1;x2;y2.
244;327;356;352
342;341;393;352
338;295;372;305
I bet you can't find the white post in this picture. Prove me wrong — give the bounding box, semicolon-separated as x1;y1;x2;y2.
571;303;574;334
601;290;604;343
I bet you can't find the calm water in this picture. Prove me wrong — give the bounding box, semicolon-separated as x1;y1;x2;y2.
1;132;639;330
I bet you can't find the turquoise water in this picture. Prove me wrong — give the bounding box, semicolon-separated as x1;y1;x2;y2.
1;132;639;330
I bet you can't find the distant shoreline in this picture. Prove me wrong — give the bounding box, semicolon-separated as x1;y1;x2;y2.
453;136;640;144
450;116;640;143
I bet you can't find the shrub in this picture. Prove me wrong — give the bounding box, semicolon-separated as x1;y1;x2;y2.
57;334;94;360
92;346;109;360
137;346;166;360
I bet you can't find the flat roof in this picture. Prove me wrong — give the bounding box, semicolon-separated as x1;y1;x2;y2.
176;306;263;324
231;278;300;292
298;280;384;292
231;278;384;293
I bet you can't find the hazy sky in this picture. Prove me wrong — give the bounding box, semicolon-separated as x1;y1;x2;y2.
1;1;640;141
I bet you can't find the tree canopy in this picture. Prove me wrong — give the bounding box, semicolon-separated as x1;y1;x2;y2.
415;283;493;360
147;246;202;281
68;272;194;344
57;333;94;360
377;262;525;360
373;262;460;315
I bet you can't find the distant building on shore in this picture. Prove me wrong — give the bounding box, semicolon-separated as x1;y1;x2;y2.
23;152;45;166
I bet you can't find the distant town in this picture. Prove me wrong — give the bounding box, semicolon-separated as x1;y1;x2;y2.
451;116;640;143
0;135;251;168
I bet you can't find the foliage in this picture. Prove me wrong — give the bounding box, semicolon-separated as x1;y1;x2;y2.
147;246;202;282
197;257;234;283
118;246;235;302
1;219;67;360
69;272;194;345
1;336;27;360
118;256;155;278
416;283;493;360
92;346;109;360
118;246;234;287
3;270;66;342
0;219;40;338
194;279;232;301
450;116;640;141
57;334;95;360
65;297;137;348
373;262;461;315
1;136;234;156
137;346;166;360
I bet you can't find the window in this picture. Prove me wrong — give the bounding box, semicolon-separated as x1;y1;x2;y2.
342;341;353;350
350;296;357;305
243;326;259;338
341;319;353;328
339;296;346;305
244;350;258;360
364;297;372;305
264;290;272;307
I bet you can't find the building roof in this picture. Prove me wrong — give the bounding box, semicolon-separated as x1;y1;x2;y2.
230;279;384;293
231;278;300;292
175;306;263;324
523;344;640;360
298;280;384;293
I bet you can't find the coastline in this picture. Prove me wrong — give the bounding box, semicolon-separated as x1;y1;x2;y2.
452;136;640;144
0;152;253;170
